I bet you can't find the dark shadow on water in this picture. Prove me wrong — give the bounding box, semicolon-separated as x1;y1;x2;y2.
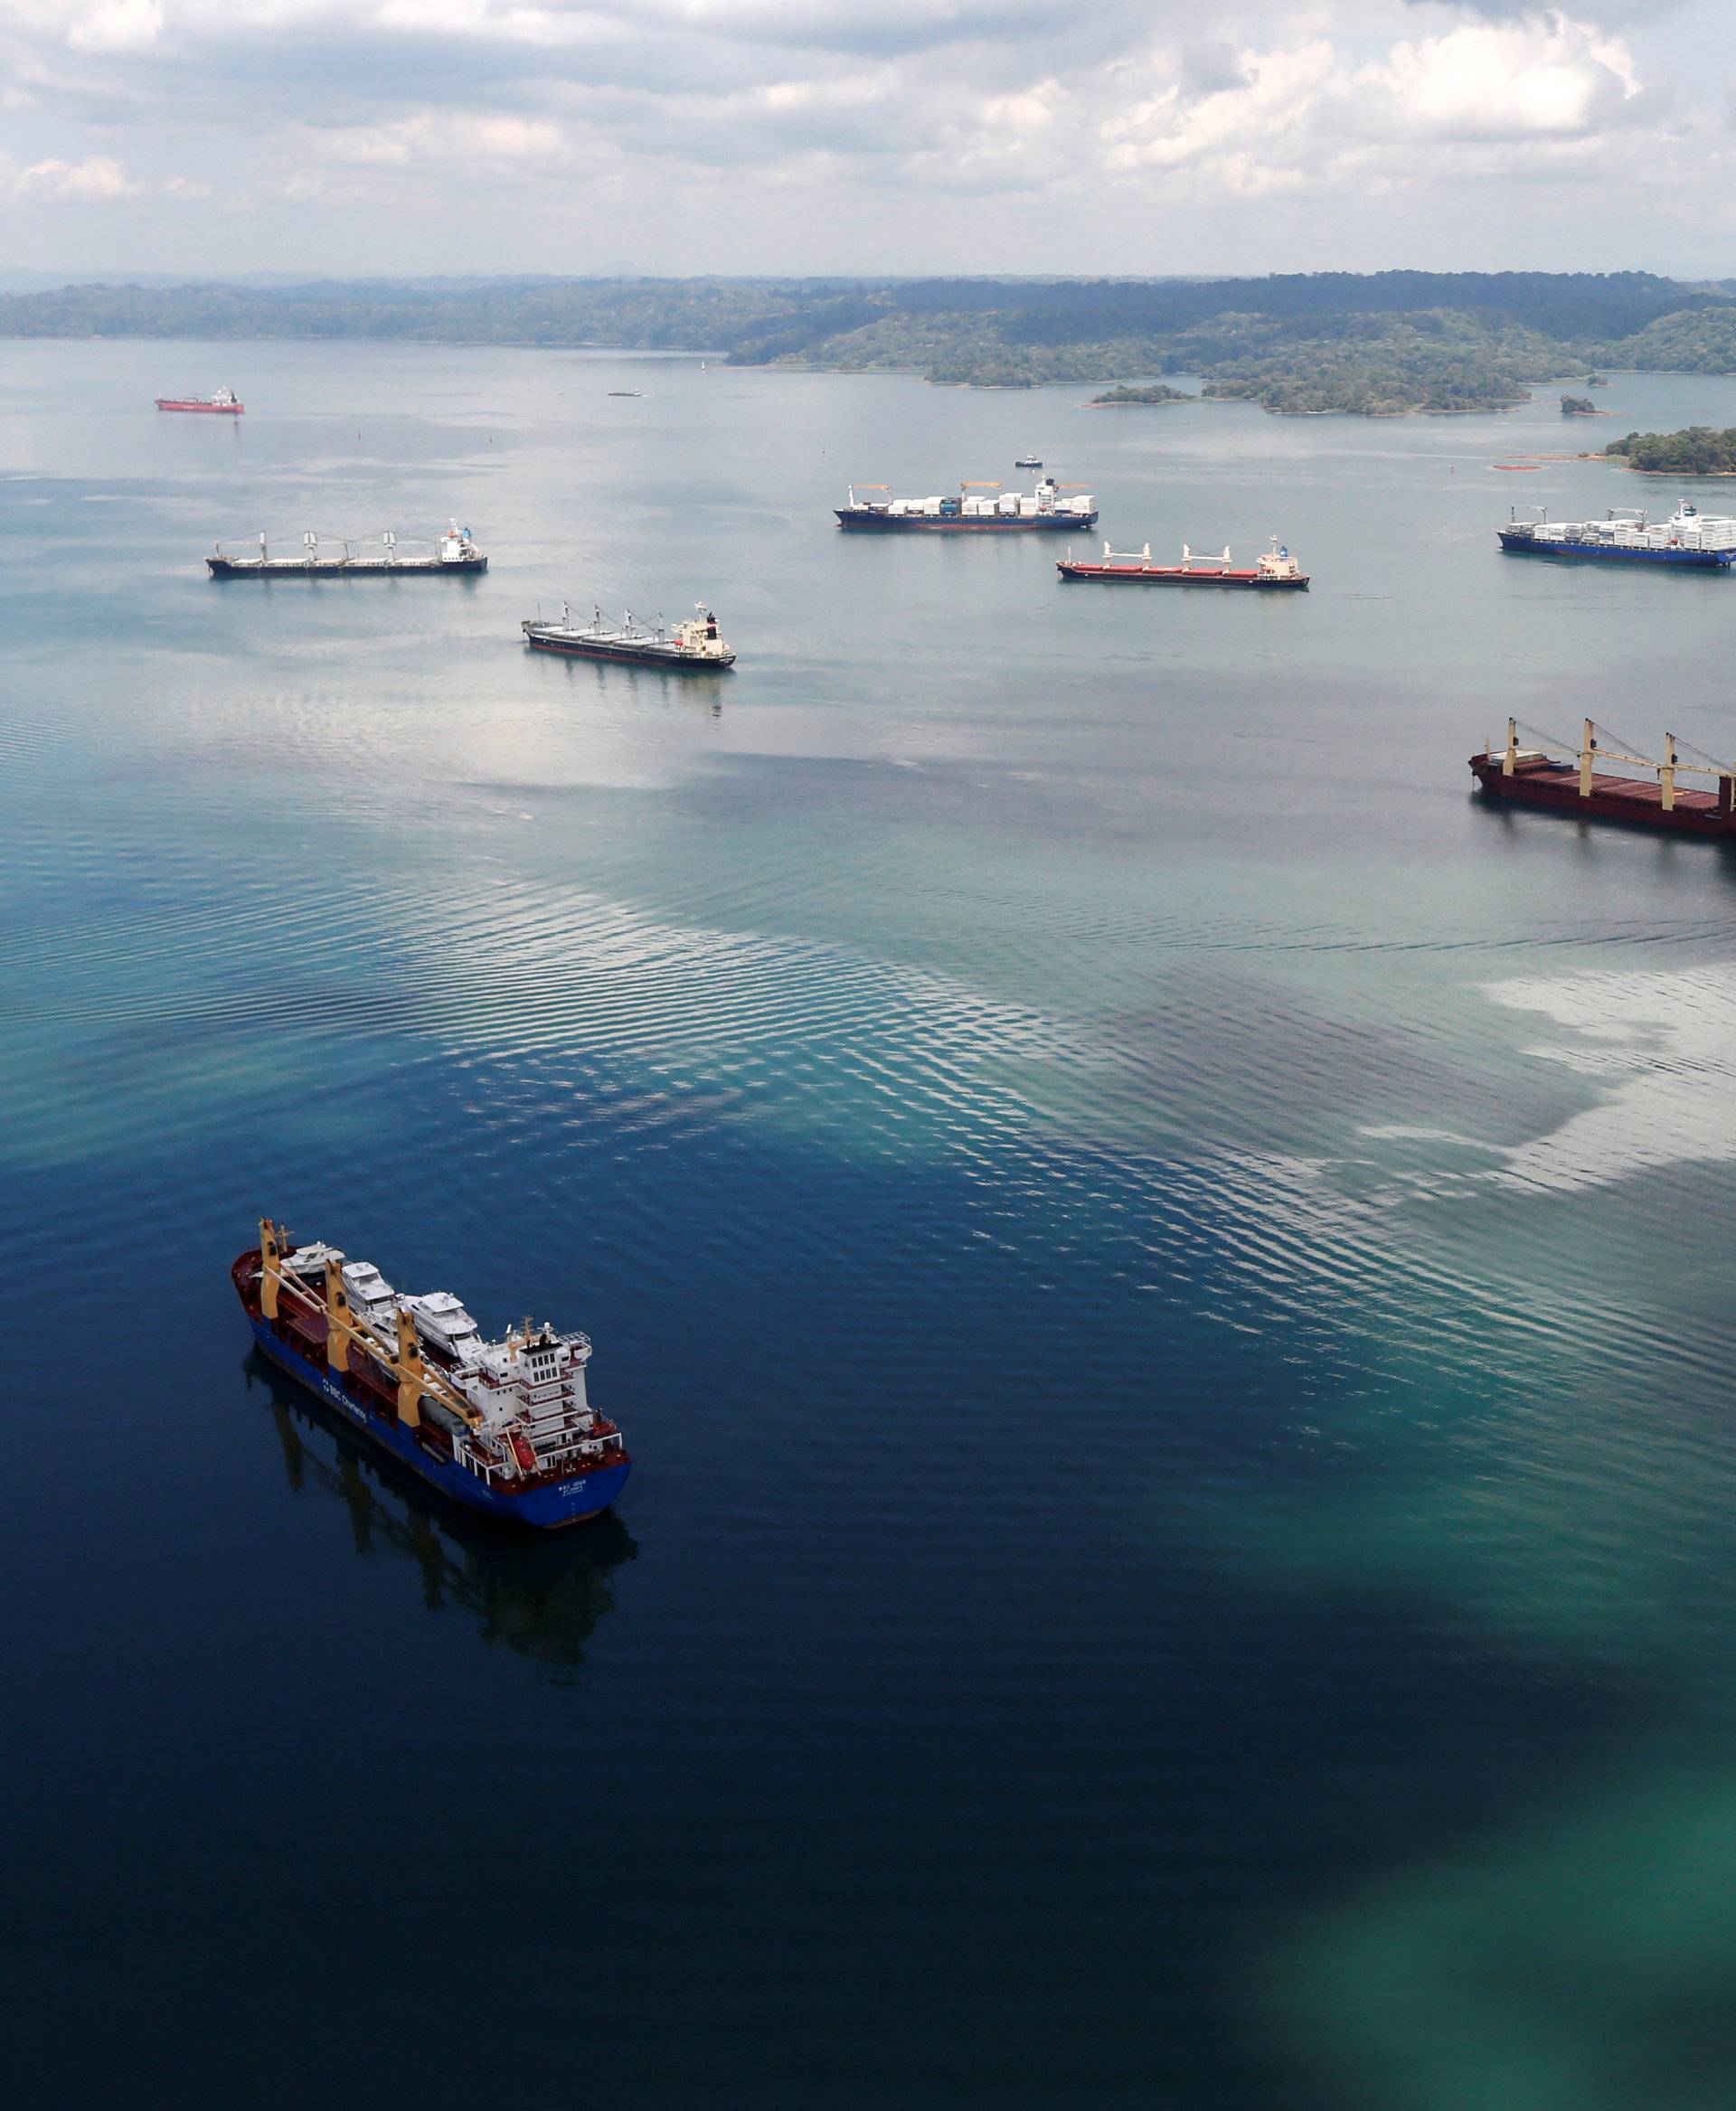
242;1350;637;1672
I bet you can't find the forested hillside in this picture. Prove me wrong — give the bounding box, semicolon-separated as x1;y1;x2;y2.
5;271;1733;417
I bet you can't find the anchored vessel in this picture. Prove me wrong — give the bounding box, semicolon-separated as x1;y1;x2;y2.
1497;502;1736;569
1014;454;1043;469
522;604;735;669
836;477;1096;532
232;1220;630;1528
1470;718;1736;836
157;387;243;415
1058;537;1308;589
207;522;486;577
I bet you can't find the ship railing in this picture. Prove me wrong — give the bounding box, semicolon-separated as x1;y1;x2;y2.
453;1430;618;1487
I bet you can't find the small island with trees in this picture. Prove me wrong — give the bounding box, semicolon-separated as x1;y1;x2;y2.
1605;426;1736;475
1561;394;1597;414
1089;382;1195;407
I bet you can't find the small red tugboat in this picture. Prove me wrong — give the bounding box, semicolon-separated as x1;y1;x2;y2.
1058;536;1307;589
156;387;243;414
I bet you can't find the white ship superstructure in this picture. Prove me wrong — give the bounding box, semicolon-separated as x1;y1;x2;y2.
1499;500;1736;561
837;476;1096;528
279;1240;619;1484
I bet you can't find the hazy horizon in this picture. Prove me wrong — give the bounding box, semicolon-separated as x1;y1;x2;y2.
2;4;1732;283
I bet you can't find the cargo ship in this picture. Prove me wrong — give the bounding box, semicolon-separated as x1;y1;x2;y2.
836;477;1095;532
1496;501;1736;568
1470;718;1736;836
232;1220;630;1528
1058;536;1307;589
157;387;243;414
208;522;486;577
522;604;734;669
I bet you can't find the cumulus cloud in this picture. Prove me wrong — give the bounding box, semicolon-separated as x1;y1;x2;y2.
1373;12;1640;140
0;0;1724;267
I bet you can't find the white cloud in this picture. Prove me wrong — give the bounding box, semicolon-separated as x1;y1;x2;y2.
64;1;164;52
0;0;1724;269
1370;11;1641;142
1095;12;1649;197
11;155;139;199
319;109;568;167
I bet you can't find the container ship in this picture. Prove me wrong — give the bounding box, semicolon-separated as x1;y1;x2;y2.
157;387;243;414
836;477;1095;532
232;1220;630;1528
1470;718;1736;836
1496;501;1736;568
1058;537;1307;589
208;522;486;577
522;604;734;668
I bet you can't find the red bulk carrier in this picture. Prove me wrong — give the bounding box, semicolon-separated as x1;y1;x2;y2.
1058;536;1307;589
156;387;243;414
1470;719;1736;836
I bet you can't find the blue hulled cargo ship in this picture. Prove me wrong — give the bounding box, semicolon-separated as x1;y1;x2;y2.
1497;501;1736;569
232;1220;629;1528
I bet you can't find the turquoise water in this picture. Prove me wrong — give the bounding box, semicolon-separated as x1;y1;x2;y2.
8;341;1736;2106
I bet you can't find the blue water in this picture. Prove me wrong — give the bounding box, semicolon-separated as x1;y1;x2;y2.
8;344;1736;2108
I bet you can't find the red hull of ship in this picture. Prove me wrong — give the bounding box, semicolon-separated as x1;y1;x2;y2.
1058;561;1307;589
1469;753;1736;836
156;399;244;414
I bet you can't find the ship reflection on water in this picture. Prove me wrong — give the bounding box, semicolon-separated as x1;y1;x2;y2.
246;1352;637;1671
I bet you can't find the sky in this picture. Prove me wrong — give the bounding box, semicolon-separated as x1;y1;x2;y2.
0;1;1732;280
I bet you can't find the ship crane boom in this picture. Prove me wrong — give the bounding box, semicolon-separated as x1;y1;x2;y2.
257;1219;484;1431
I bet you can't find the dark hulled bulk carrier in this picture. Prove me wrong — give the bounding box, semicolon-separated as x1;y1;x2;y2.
208;522;486;577
836;477;1096;532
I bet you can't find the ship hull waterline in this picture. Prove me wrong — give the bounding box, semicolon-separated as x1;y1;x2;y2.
1058;563;1308;589
835;510;1097;533
524;636;735;669
241;1309;630;1529
1470;755;1736;837
1495;534;1735;570
208;558;487;579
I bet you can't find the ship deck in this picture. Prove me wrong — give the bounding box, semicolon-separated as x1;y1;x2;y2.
1471;755;1736;834
1059;563;1305;587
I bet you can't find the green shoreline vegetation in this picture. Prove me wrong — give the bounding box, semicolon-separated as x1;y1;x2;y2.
1605;426;1736;475
9;270;1736;418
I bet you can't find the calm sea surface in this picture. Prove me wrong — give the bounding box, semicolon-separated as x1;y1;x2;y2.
9;341;1736;2108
